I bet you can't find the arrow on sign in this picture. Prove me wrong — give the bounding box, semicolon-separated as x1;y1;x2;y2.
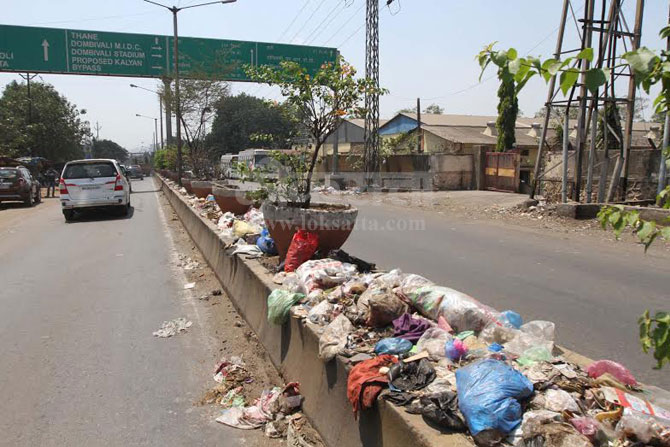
41;39;49;61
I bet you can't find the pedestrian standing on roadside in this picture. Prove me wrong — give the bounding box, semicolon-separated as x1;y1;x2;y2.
45;168;59;198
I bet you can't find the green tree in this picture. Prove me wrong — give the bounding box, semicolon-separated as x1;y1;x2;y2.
162;79;228;177
247;57;384;206
207;93;299;156
91;139;129;162
424;103;444;114
0;80;88;161
495;68;519;151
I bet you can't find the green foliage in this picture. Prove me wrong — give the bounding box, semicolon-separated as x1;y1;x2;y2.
496;68;518;151
207;94;299;156
245;57;384;207
91;139;129;162
639;311;670;369
0;80;88;162
233;150;310;205
381;132;418;156
424;104;444;114
153;145;180;171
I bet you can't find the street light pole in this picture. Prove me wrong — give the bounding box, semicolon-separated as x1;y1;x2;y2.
130;83;164;149
144;0;237;187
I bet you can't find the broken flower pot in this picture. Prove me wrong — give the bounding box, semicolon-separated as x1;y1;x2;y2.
261;201;359;260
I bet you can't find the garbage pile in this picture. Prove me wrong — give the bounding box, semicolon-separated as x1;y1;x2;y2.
167;179;278;256
312;184;362;195
269;263;670;447
201;356;314;443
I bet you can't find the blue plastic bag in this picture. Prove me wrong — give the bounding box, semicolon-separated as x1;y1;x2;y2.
455;359;533;435
501;310;523;329
374;337;413;355
256;228;278;255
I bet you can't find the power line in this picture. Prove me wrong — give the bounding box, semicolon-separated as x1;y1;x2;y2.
323;1;365;46
305;1;349;45
278;0;312;42
289;0;329;43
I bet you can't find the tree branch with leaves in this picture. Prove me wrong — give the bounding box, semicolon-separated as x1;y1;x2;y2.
245;57;385;207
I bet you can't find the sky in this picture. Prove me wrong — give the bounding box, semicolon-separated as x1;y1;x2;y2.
2;0;668;151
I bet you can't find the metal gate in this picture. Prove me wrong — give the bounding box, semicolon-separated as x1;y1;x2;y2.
485;151;520;192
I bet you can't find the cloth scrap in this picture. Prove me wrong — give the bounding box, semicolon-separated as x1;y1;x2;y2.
347;354;397;418
392;313;432;343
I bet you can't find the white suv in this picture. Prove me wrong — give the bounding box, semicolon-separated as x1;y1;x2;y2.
59;159;131;221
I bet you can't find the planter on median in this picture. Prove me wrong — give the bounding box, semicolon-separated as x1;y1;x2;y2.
261;201;358;260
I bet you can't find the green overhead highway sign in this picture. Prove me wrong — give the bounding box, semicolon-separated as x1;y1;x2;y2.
0;24;337;80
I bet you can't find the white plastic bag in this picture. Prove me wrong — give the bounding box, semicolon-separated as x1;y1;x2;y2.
318;314;353;362
295;259;357;294
504;321;555;356
416;327;453;360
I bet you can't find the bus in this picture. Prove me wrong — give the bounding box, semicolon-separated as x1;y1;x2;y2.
220;154;238;178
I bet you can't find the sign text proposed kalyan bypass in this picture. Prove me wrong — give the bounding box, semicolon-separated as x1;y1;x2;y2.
0;24;337;80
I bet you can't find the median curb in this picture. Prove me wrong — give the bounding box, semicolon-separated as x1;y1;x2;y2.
154;175;593;447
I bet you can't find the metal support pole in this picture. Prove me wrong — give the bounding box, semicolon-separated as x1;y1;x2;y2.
657;3;670;198
597;99;610;203
607;0;644;202
417;98;422;153
658;113;669;196
530;0;570;199
363;0;380;186
332;124;339;175
586;102;598;202
172;8;183;186
162;78;173;144
573;0;596;202
154;118;159;152
159;96;164;149
562;111;570;203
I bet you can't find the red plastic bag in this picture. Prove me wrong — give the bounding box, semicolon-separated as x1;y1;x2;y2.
586;359;637;386
284;229;319;273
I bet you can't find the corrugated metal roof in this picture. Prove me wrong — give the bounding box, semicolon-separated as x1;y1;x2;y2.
399;112;533;128
422;125;539;147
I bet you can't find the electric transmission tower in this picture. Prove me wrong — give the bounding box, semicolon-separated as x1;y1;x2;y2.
363;0;381;183
531;0;645;204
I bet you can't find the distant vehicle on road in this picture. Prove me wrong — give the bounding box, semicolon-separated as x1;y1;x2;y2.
128;165;144;180
220;154;238;178
59;159;130;221
0;166;41;206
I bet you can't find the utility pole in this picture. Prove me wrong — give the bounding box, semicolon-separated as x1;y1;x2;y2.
162;78;173;145
19;72;38;156
94;122;102;140
416;97;422;153
144;0;237;187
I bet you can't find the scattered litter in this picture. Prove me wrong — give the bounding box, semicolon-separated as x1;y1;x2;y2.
184;282;196;290
347;354;397;418
153;317;193;337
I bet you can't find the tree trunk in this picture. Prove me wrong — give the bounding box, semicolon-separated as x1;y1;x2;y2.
304;141;322;208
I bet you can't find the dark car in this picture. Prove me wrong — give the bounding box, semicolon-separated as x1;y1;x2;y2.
128;165;144;180
0;166;41;206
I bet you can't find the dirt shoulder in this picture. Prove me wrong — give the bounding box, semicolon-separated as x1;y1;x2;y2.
156;190;323;446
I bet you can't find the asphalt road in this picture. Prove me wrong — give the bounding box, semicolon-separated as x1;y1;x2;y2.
0;178;268;446
340;194;670;389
